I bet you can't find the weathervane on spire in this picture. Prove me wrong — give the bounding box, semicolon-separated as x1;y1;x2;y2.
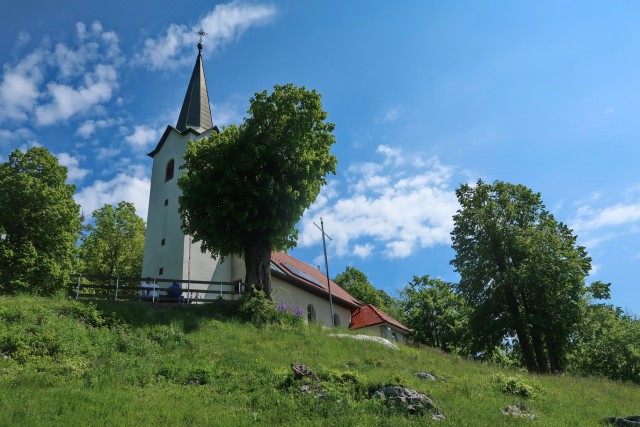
196;28;207;52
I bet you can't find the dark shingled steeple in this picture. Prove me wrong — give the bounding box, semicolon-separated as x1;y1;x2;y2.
176;40;213;133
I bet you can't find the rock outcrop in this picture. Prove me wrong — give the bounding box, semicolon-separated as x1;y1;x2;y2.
373;385;444;419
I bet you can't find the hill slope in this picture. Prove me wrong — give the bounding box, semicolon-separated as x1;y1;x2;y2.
0;296;637;426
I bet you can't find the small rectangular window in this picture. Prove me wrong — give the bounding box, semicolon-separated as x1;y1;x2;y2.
161;238;165;246
164;199;168;206
159;268;163;275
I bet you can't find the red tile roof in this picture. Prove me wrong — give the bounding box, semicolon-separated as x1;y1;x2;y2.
349;304;411;333
270;252;361;309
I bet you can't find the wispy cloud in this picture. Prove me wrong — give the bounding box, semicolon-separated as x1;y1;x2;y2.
299;145;458;259
571;186;640;249
573;202;640;231
136;1;277;70
381;105;401;122
0;21;123;126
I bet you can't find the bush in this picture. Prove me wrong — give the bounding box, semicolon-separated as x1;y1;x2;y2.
491;373;539;398
238;291;303;328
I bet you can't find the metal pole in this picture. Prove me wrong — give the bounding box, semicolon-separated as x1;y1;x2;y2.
187;236;192;304
319;218;335;327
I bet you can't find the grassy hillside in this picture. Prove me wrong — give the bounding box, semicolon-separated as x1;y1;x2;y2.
0;296;637;426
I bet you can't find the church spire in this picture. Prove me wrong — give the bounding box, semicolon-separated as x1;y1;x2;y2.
176;29;213;133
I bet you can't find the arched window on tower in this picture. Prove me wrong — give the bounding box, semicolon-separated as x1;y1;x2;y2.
165;159;175;182
307;304;316;323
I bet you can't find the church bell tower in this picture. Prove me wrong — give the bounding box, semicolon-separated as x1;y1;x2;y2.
141;33;234;285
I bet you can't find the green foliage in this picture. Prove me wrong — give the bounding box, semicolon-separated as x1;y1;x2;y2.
491;372;540;398
0;295;639;426
567;303;640;383
333;266;386;308
179;84;337;293
451;180;591;373
238;290;302;328
399;275;470;353
587;280;611;301
0;148;82;295
80;201;146;278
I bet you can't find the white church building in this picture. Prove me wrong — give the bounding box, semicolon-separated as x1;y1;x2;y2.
140;38;410;341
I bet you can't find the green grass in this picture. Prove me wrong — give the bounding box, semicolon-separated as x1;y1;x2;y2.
0;295;638;426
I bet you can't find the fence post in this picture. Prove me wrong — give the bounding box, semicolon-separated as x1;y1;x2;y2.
220;281;222;298
115;275;120;301
187;279;191;304
75;274;82;300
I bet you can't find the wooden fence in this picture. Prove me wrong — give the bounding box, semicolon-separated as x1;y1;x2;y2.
68;274;245;305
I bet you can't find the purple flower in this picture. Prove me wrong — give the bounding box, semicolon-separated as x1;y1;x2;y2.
293;306;304;319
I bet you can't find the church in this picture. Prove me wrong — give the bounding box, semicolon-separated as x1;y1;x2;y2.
140;36;410;342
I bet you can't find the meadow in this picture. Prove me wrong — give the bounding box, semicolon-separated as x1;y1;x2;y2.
0;295;637;426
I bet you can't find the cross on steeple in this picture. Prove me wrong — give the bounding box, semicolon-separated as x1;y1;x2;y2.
196;28;207;51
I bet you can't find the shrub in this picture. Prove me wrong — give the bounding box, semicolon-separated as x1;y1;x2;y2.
491;373;539;398
239;291;303;328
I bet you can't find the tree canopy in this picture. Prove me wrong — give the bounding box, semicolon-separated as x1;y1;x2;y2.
399;275;470;353
450;180;591;373
0;147;82;295
80;201;146;279
178;84;337;295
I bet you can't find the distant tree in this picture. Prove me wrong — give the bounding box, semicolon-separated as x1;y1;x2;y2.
0;147;82;295
80;201;146;278
451;180;591;373
399;275;470;352
333;266;386;308
376;288;404;321
567;301;640;384
179;84;337;296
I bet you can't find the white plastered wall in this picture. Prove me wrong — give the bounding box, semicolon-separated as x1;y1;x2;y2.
271;276;352;328
142;128;233;287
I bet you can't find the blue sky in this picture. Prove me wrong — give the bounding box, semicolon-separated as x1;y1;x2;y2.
1;1;639;315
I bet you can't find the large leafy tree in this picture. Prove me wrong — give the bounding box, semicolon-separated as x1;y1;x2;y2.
0;147;82;295
80;201;146;278
399;275;470;353
179;84;337;296
451;180;591;373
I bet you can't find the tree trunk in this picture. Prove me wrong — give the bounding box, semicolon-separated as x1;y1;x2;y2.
531;330;549;373
545;333;562;372
244;240;272;298
505;286;538;372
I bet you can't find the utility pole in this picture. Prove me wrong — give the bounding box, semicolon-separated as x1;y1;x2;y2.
314;218;335;327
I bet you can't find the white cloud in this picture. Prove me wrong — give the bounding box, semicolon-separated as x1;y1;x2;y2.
299;145;458;259
0;50;45;122
35;64;119;125
0;127;35;145
573;203;640;231
57;152;90;182
76;118;117;138
0;21;123;126
125;125;161;148
75;165;150;220
353;243;374;258
94;145;121;161
136;1;277;70
376;144;404;166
